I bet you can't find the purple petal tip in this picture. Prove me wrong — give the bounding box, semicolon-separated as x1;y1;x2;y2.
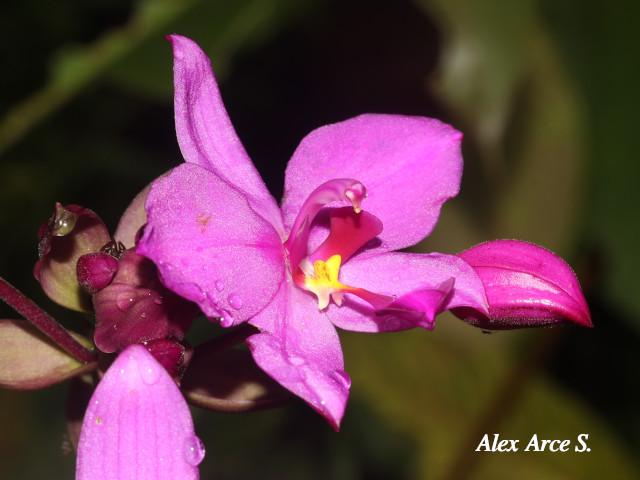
76;345;202;480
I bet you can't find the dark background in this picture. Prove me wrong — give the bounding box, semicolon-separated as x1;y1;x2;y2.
1;0;639;478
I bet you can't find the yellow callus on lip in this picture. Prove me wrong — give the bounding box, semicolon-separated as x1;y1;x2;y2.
304;254;351;310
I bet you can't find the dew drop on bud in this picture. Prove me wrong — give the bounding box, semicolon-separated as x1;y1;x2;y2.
116;292;135;311
215;280;225;292
183;435;205;466
52;203;78;236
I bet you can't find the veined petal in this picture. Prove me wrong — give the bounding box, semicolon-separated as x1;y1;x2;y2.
456;240;592;328
283;114;463;251
169;35;283;232
247;282;349;430
331;252;488;332
138;163;284;327
76;345;202;480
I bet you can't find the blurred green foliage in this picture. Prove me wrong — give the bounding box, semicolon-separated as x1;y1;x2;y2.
1;0;639;479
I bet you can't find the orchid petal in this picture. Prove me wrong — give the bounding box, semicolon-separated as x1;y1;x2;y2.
247;282;349;430
283;114;462;251
138;163;285;327
76;345;202;480
169;34;283;232
456;240;592;328
331;252;488;332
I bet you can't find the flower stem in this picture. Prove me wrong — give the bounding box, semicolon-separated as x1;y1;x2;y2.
0;276;96;363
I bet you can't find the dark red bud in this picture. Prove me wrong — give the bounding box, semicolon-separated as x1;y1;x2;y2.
143;338;193;380
76;253;119;294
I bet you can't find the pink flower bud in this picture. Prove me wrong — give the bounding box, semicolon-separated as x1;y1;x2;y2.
455;240;592;329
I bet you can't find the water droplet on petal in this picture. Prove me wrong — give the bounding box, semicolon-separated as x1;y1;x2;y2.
215;280;224;292
153;295;163;305
183;435;205;466
116;292;135;311
289;355;306;366
227;293;243;310
138;361;160;385
332;370;352;389
219;315;233;328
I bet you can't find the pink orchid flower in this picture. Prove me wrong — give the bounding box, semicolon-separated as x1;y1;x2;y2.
137;35;591;430
76;345;204;479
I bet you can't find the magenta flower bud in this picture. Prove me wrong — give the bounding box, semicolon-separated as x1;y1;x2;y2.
34;203;111;312
76;345;203;480
143;338;193;379
455;240;592;329
76;252;119;294
93;250;199;353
